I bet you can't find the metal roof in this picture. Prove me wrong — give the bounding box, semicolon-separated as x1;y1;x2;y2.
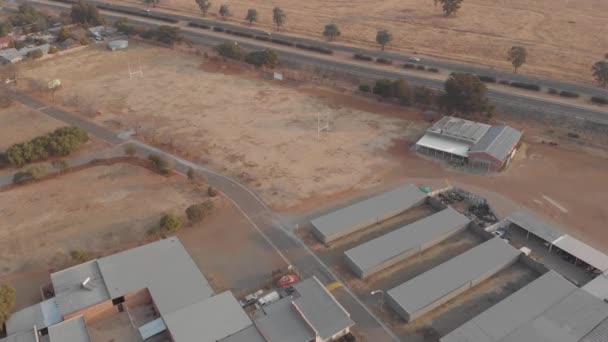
292;276;354;340
506;211;565;243
138;317;167;340
50;260;111;317
416;133;472;158
0;328;38;342
470;125;522;162
219;326;266;342
427;116;491;144
554;236;608;272
311;184;427;243
583;274;608;301
5;298;61;335
345;207;470;278
387;237;521;320
97;237;214;316
48;316;91;342
254;297;316;342
499;289;608;342
441;271;577;342
581;317;608;342
163;291;253;342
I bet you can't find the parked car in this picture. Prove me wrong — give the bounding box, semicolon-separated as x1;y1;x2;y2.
409;56;421;62
255;291;280;309
239;289;263;308
277;274;299;288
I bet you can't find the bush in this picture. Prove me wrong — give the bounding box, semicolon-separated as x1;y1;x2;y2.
27;48;43;59
372;79;395;98
414;86;435;106
270;38;294;47
509;82;541;91
559;90;580;98
567;132;580;139
358;84;371;93
213;26;225;32
51;159;69;172
207;186;218;197
255;35;270;41
478;75;497;83
148;154;172;175
159;213;181;232
12;170;33;184
245;49;278;68
353;53;373;61
376;57;393;65
185;201;214;223
427;67;439;73
547;88;558;95
188;22;210;29
416;65;426;71
498;80;510;85
48;46;59;54
6;126;89;167
591;96;608;105
70;249;90;264
403;63;415;69
0;285;16;330
214;42;242;60
0;153;9;168
123;144;136;156
79;37;90;45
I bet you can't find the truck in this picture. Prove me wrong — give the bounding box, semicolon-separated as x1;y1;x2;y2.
255;291;280;309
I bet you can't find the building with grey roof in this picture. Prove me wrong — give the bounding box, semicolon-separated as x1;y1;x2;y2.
386;237;521;322
345;207;470;278
0;328;38;342
47;316;90;342
5;299;61;336
0;44;50;64
583;273;608;301
415;116;522;171
219;326;266;342
311;183;427;243
255;297;316;342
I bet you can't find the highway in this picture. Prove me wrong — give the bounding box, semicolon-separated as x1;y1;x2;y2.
25;0;608;126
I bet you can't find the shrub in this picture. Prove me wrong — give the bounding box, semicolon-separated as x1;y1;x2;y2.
185;201;214;223
70;249;90;264
27;48;43;59
567;132;580;139
414;86;435;106
159;213;181;232
6;126;89;167
509;82;541;91
148;154;172;175
359;84;371;93
376;57;393;65
478;75;497;83
372;79;395;98
427;67;439;73
207;186;218;197
12;170;33;184
270;39;293;47
188;22;210;29
51;159;69;172
213;26;225;32
255;35;270;41
79;37;90;45
214;42;242;60
416;65;426;71
48;46;59;54
0;285;16;330
245;49;278;68
547;88;558;95
123;144;136;156
498;80;510;85
403;63;415;69
353;53;373;61
187;167;195;181
559;90;580;98
591;96;608;105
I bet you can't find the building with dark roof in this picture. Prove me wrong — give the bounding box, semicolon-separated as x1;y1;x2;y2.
416;116;522;171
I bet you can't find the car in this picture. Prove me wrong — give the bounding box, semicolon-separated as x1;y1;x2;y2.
409;56;421;62
277;274;299;288
238;289;263;308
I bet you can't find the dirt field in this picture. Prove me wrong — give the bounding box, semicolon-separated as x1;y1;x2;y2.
0;103;65;151
120;0;607;83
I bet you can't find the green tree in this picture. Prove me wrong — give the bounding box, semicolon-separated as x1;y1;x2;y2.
219;4;231;19
393;78;414;105
507;46;527;73
372;79;395;98
0;285;16;331
592;60;608;88
186;201;214;223
153;26;182;44
322;23;341;41
245;49;278;68
160;213;181;232
273;7;286;31
187;167;195;181
10;4;40;27
214;42;242;60
148;154;172;175
245;8;258;25
441;72;493;115
439;0;464;16
6;126;89;167
70;249;90;264
207;186;218;197
195;0;211;16
71;0;103;26
376;30;392;51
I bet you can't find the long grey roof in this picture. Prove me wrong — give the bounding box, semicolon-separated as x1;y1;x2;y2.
387;237;521;318
583;274;608;301
345;207;470;277
427;116;491;144
311;184;427;243
254;297;315;342
470;125;522;162
97;237;214;316
554;236;608;272
506;210;565;243
219;326;266;342
163;291;253;342
5;298;61;335
292;277;354;340
0;329;38;342
581;317;608;342
441;271;577;342
48;316;91;342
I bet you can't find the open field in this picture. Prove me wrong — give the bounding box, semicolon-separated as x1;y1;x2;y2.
119;0;607;83
0;103;65;151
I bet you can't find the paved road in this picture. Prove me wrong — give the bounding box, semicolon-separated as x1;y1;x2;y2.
11;90;400;341
25;0;608;125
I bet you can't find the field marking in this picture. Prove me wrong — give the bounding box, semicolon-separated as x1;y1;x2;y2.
326;281;342;292
542;195;568;213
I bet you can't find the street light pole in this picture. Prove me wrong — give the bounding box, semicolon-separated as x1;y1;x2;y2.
370;290;384;311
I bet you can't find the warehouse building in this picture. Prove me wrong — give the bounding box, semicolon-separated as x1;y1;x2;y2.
415;116;522;171
386;237;521;322
441;270;608;342
344;207;470;278
311;183;427;244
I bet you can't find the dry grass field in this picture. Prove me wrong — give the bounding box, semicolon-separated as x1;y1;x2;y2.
0;103;65;151
123;0;608;83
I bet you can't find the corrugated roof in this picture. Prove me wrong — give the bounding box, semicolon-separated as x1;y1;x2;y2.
583;274;608;301
441;271;577;342
254;297;315;342
311;184;427;243
554;236;608;272
470;125;522;162
97;237;214;316
219;325;266;342
48;316;91;342
427;116;492;144
163;291;253;342
345;207;470;278
387;237;521;320
5;298;61;335
506;211;565;243
581;317;608;342
0;328;38;342
416;133;472;158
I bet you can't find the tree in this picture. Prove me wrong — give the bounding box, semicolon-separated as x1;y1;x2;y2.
187;167;195;181
592;60;608;88
323;23;341;41
393;78;414;105
10;4;40;27
71;0;103;26
439;0;464;17
372;79;395;98
159;213;181;232
207;186;218;197
153;25;182;44
245;49;278;68
507;46;527;73
214;42;242;60
124;144;137;156
219;4;231;19
245;8;258;25
273;7;286;31
0;284;15;331
185;201;214;223
441;73;493;115
148;154;172;175
376;30;392;51
195;0;211;16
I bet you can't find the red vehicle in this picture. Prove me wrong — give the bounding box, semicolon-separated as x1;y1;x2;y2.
277;274;299;288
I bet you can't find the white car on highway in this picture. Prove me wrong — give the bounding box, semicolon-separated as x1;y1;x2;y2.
409;56;421;62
